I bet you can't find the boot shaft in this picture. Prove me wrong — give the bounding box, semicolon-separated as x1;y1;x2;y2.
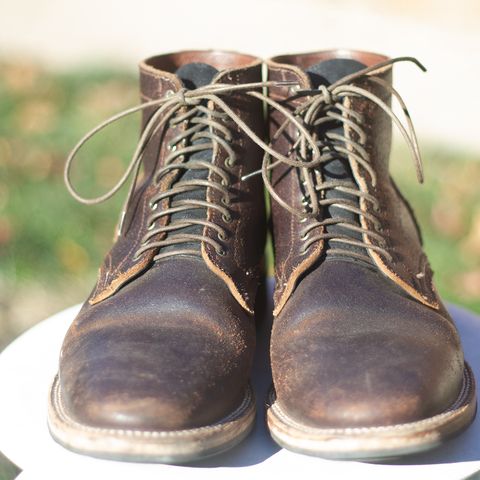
266;50;441;314
84;51;267;312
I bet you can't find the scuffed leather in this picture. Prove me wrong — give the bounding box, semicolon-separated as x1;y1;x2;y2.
267;51;439;314
267;65;325;316
61;257;255;430
90;52;266;310
203;63;266;313
89;63;184;305
268;50;466;428
271;259;463;428
343;73;439;308
58;51;266;431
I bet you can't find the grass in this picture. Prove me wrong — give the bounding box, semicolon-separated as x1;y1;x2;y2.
0;452;19;480
0;61;138;348
391;144;480;313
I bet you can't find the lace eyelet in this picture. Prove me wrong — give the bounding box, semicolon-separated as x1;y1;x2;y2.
222;213;232;223
221;197;231;206
300;232;309;241
165;89;175;97
147;222;155;231
216;247;227;256
218;231;228;241
224;158;234;168
149;201;158;211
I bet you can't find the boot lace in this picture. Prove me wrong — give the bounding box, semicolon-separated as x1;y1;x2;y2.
64;80;306;261
251;57;427;263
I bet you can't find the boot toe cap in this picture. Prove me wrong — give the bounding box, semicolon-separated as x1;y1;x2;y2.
58;260;254;432
273;327;464;428
59;322;249;431
271;261;465;429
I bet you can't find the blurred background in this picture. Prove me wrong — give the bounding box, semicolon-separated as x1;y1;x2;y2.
1;0;480;354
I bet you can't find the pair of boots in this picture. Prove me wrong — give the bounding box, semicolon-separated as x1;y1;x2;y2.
47;49;476;463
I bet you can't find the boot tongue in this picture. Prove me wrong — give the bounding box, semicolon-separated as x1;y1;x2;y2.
158;62;219;259
306;58;366;87
175;62;219;90
305;58;372;264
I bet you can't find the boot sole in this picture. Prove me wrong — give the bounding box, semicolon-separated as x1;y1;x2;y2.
47;374;256;463
266;362;476;460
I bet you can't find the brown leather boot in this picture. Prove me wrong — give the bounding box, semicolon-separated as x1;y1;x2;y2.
47;51;269;463
265;50;476;459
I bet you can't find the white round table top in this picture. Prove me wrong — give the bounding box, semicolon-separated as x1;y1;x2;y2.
1;300;480;480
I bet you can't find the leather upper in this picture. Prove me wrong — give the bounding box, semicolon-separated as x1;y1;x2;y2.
267;51;439;315
58;51;266;431
270;259;463;428
267;50;466;428
60;257;255;430
90;52;266;313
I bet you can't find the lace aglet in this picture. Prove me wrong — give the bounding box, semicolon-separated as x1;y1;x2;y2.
417;168;425;184
272;81;300;88
409;57;427;73
117;210;126;237
241;169;262;181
